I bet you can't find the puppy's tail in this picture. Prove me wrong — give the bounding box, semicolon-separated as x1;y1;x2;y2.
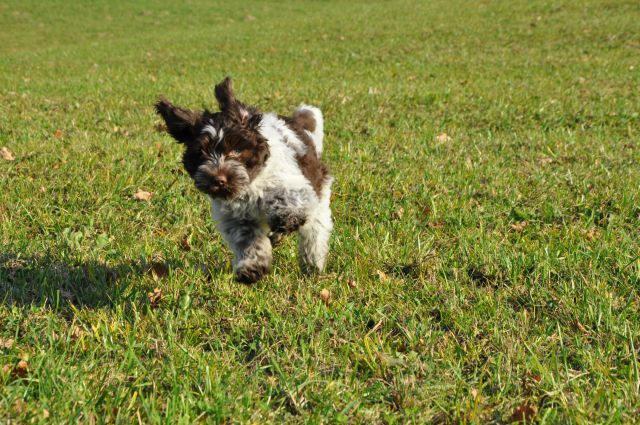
293;105;324;157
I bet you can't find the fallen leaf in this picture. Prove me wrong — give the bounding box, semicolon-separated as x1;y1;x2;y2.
471;388;479;399
53;129;64;139
509;401;538;423
13;360;28;378
148;287;163;308
585;228;597;241
179;236;191;251
376;269;389;282
320;288;331;305
436;133;452;143
39;186;47;193
0;338;14;349
511;221;528;232
133;190;153;201
42;409;50;419
13;399;27;414
575;320;589;334
1;147;15;161
346;278;356;288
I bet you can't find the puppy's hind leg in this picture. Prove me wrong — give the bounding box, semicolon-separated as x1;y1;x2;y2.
218;219;272;284
298;178;333;274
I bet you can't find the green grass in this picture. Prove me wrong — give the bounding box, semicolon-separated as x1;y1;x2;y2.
1;0;640;422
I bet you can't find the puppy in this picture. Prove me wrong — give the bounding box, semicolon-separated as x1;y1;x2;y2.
155;78;333;283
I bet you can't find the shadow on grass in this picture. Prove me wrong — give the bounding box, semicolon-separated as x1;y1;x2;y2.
0;253;147;309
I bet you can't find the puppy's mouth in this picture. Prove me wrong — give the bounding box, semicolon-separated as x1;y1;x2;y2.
204;185;234;199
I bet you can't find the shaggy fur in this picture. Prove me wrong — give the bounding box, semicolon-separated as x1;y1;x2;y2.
155;78;333;283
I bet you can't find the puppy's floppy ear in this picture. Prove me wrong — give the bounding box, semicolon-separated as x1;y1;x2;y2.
214;77;249;125
155;97;203;144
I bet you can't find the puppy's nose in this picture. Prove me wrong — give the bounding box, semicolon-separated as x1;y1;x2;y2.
212;175;227;187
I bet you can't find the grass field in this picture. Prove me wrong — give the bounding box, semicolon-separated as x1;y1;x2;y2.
1;0;640;422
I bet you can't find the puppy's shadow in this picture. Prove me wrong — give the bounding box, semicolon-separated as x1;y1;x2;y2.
0;252;142;309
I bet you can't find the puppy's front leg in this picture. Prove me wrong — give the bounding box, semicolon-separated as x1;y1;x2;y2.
262;189;311;246
217;218;272;284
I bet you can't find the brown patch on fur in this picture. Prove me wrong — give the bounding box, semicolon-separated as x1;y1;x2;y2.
292;109;316;133
282;114;328;196
216;125;270;180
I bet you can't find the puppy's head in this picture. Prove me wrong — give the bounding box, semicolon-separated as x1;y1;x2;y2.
155;77;268;200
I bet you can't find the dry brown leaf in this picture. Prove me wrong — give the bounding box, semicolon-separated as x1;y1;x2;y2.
575;320;589;334
436;133;452;143
42;409;50;419
346;278;356;288
39;186;47;193
320;288;331;306
13;360;28;378
1;147;16;161
179;236;191;251
133;190;153;202
0;337;15;349
470;388;479;399
509;401;538;423
376;270;389;281
148;288;163;308
585;228;597;241
392;207;404;220
511;221;528;232
13;399;27;414
53;129;64;139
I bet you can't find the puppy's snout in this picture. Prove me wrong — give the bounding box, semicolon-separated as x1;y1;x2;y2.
211;175;227;187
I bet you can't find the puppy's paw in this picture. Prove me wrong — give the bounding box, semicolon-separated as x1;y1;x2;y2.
269;212;307;234
269;231;286;247
235;261;271;284
299;261;322;276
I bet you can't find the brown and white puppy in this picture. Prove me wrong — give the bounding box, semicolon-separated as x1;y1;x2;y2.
155;78;333;283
